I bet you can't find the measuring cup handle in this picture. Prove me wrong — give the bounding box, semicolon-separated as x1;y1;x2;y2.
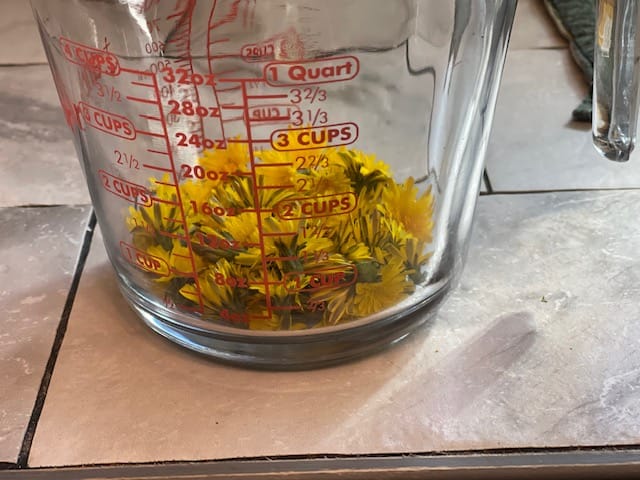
593;0;640;162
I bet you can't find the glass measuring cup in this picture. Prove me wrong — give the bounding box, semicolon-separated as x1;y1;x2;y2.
31;0;516;368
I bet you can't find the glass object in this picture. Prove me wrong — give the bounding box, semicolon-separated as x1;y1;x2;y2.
594;0;640;161
30;0;517;368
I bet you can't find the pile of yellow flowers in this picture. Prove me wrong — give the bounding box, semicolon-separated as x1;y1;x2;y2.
126;133;434;331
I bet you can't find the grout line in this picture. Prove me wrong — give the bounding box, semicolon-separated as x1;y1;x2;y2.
0;62;48;67
480;186;640;196
8;444;640;471
6;204;76;209
15;211;97;469
482;169;494;194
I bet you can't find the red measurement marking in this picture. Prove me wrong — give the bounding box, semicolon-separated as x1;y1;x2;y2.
126;95;157;105
166;9;188;20
76;102;136;139
152;58;206;314
136;130;165;138
271;123;358;151
248;280;282;286
139;114;162;121
206;3;229;147
119;67;150;76
275;192;357;220
164;0;211;154
226;138;271;144
258;184;294;190
171;252;193;259
148;196;180;206
163;216;186;224
147;149;169;155
248;104;299;125
172;44;190;52
131;81;154;87
143;164;173;173
120;241;170;276
267;256;299;262
158;230;185;241
99;170;151;206
241;38;279;63
262;231;296;237
60;37;120;76
209;0;242;30
153;179;177;187
216;85;243;92
246;94;289;100
166;32;190;44
194;233;246;250
256;162;294;167
235;82;273;311
265;56;359;86
284;265;357;293
289;87;327;104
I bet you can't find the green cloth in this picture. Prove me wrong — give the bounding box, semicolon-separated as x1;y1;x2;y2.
544;0;596;122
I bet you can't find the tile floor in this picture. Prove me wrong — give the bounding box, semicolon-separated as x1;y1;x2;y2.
2;0;640;471
28;191;640;467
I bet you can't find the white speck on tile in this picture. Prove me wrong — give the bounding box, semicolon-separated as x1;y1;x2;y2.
600;367;640;407
20;295;47;305
13;357;33;376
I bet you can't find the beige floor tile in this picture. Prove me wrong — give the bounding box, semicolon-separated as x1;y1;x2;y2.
0;66;90;207
509;0;566;50
29;190;640;466
0;205;91;464
0;0;46;64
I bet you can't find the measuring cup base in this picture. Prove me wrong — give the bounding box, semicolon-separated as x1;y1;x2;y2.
119;282;451;370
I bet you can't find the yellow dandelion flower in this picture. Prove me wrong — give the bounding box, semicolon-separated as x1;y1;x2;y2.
256;148;299;189
334;149;392;194
249;313;282;331
355;151;391;178
198;141;250;175
168;240;205;276
125;174;184;251
347;258;413;317
383;178;434;242
402;236;432;284
192;214;260;265
234;247;263;268
146;243;171;275
139;240;204;284
128;140;437;331
217;213;260;245
180;259;253;326
308;161;353;195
